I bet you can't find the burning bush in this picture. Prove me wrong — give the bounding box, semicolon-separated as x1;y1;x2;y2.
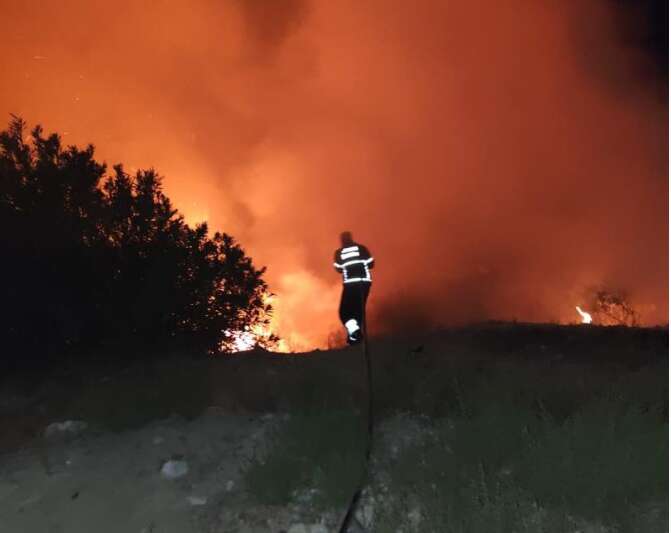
589;289;640;327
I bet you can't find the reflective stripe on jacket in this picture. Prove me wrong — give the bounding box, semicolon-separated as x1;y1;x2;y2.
334;243;374;284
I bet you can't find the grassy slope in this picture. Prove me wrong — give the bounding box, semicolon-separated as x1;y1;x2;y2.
243;323;668;532
1;323;667;531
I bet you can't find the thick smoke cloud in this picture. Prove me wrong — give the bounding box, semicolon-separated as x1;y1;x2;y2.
2;1;667;348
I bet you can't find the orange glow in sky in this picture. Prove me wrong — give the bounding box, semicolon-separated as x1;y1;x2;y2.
2;1;667;348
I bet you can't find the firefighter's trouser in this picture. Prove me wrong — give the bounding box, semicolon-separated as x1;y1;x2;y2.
339;282;371;337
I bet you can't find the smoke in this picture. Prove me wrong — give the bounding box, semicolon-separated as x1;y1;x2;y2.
1;0;667;347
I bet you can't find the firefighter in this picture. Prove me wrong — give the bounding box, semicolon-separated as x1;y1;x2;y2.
333;231;374;345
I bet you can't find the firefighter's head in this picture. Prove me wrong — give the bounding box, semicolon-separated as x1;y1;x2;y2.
340;231;354;247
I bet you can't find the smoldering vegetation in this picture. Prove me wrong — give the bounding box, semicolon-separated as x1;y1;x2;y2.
2;0;667;345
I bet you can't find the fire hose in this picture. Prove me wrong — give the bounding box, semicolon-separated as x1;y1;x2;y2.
337;287;374;533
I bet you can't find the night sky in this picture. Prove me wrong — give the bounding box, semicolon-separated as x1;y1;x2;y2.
2;0;667;348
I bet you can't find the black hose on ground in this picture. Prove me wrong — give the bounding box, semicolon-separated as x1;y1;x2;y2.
337;288;374;533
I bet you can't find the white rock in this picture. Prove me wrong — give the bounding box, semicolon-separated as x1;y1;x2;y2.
160;460;189;479
407;507;422;529
225;480;235;492
44;420;87;438
186;495;207;506
356;502;375;528
499;465;513;476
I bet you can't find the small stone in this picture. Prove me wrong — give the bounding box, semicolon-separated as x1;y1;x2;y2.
186;495;207;506
355;503;375;528
225;480;235;492
407;507;422;528
160;460;189;479
153;436;164;445
44;420;87;438
288;525;309;533
499;466;513;476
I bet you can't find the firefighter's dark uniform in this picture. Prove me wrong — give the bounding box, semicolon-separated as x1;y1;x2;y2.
334;243;374;344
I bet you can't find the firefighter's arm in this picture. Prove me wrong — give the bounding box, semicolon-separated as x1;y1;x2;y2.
362;246;375;269
333;250;343;272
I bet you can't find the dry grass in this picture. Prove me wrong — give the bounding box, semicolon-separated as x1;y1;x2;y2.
1;323;666;532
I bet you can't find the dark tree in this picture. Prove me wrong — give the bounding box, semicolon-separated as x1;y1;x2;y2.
0;117;273;370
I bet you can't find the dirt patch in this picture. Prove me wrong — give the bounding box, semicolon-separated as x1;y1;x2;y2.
0;410;278;533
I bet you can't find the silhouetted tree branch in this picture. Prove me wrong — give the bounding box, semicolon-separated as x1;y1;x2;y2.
0;117;273;369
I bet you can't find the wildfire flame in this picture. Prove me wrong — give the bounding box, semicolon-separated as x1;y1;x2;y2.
575;306;592;324
223;293;291;353
224;328;258;352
